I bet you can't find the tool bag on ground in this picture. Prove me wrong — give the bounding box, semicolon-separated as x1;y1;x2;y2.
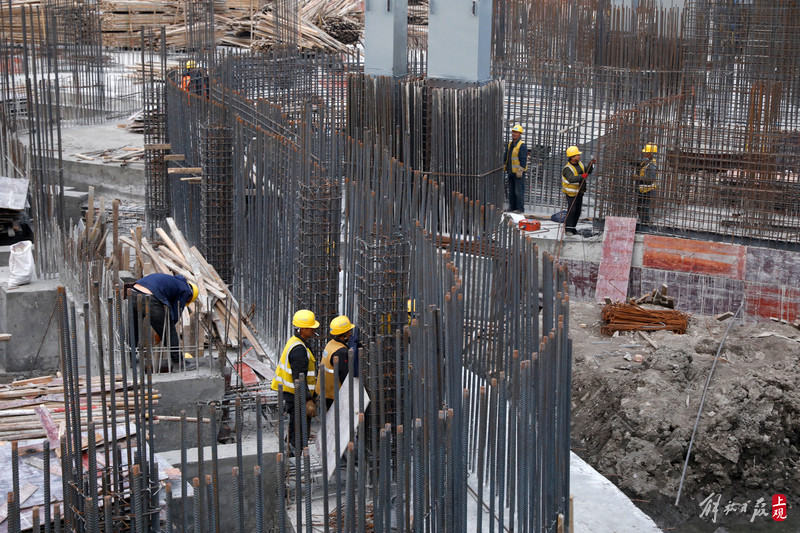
8;240;34;288
551;210;567;223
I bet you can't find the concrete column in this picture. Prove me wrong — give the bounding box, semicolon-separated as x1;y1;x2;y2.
364;0;408;77
427;0;492;82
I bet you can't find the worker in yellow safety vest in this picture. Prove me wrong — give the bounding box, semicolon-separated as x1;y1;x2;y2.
503;124;528;214
271;309;319;451
636;144;658;226
561;146;595;235
315;315;356;410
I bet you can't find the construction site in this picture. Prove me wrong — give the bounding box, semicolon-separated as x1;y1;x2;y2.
0;0;798;530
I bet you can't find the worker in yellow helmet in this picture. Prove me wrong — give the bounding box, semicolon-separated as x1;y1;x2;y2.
315;316;356;409
636;144;658;226
503;124;528;214
180;59;208;98
130;273;199;371
561;146;596;235
271;309;319;450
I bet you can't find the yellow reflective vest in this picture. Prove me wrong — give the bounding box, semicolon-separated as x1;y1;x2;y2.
506;140;527;175
314;339;347;400
271;335;316;394
638;159;658;194
562;162;586;197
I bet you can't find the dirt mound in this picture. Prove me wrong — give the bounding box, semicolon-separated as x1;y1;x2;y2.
569;302;800;531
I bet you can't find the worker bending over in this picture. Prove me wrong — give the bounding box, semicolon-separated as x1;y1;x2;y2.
271;309;319;452
562;146;595;235
315;315;356;410
131;273;198;369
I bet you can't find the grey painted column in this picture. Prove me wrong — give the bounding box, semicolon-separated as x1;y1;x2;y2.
427;0;492;82
364;0;409;77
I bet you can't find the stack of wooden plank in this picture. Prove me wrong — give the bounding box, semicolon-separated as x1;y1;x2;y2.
222;0;363;54
0;1;47;45
120;218;268;359
0;375;148;444
100;0;236;48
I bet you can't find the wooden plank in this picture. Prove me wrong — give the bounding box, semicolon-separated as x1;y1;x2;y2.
144;143;171;150
24;454;62;477
0;482;37;524
140;237;170;274
167;167;202;175
166;218;208;305
234;362;260;386
10;376;51;387
163;154;185;162
242;355;274;381
0;334;11;342
595;217;637;303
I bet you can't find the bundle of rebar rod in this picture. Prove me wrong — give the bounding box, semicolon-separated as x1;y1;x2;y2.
601;302;689;335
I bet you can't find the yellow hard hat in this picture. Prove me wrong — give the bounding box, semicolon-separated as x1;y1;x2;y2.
512;124;524;134
187;282;199;304
566;146;582;158
330;315;355;336
186;60;196;68
293;309;320;329
642;144;658;154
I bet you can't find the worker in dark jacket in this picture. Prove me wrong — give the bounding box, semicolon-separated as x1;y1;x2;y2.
503;124;528;213
315;316;356;410
271;310;319;452
562;146;595;235
636;144;658;225
131;273;198;367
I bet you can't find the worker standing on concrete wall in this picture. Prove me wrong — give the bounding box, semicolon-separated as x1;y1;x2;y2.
131;273;198;369
562;146;595;235
315;315;356;409
636;144;658;226
271;309;319;452
503;124;528;213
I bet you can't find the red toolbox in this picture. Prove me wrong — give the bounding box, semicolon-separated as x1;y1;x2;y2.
519;219;541;232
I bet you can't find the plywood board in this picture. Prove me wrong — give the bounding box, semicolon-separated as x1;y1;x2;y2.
314;376;370;482
643;235;747;279
595;217;638;303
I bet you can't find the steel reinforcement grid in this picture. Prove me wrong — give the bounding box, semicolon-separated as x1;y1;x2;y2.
156;46;573;531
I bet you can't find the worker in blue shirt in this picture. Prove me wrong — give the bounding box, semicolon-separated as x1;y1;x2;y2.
131;273;198;369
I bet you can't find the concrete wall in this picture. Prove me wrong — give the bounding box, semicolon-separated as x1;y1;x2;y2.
59;159;145;203
151;368;226;453
548;233;800;321
160;437;280;533
0;268;61;375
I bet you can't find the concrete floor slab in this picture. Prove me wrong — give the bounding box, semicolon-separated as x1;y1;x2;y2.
19;123;146;202
571;451;662;533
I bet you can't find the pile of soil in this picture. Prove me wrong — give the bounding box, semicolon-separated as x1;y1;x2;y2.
569;302;800;532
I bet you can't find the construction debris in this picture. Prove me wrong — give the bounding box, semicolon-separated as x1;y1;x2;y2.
601;302;689;335
632;284;675;309
124;217;268;359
